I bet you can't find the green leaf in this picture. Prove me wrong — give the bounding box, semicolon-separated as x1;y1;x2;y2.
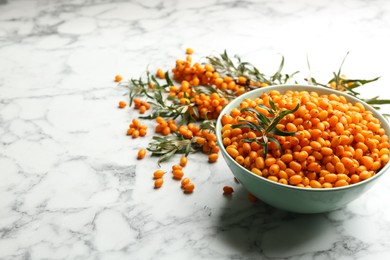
157;149;177;166
270;127;297;136
241;138;258;143
364;97;390;105
262;136;268;159
165;71;174;86
265;103;299;135
267;136;282;155
232;121;262;132
185;142;191;157
269;99;277;111
192;105;199;118
341;77;380;89
241;107;271;125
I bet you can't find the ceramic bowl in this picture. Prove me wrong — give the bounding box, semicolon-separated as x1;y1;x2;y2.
216;85;390;213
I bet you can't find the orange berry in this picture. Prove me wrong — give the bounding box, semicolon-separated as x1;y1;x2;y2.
162;126;171;136
153;169;165;179
118;101;126;108
172;170;184;180
180;156;188;167
183;182;195;193
132;129;139;138
139;105;146;114
223;186;234;195
185;48;194;55
289;175;303;185
127;128;134;136
172;164;182;171
181;177;190;187
154;178;164;188
114;75;122;82
139;128;147;137
209;153;219;163
137;148;146;159
156;68;165;79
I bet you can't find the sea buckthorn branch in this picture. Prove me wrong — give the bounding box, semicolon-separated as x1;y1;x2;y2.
125;70;174;106
206;50;299;87
232;99;300;159
139;86;199;124
124;77;153;106
192;85;235;100
147;136;201;166
306;53;390;108
119;49;390;166
199;119;216;133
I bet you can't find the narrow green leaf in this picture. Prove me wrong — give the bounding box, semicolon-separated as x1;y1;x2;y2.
270;127;297;136
267;136;282;155
165;71;174;86
241;138;259;143
185;142;191;157
231;121;262;132
265;103;300;135
192;106;199;118
157;149;177;166
262;136;268;159
364;98;390;105
241;107;271;125
269;99;277;111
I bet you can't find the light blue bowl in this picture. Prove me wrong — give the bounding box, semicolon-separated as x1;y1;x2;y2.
216;85;390;213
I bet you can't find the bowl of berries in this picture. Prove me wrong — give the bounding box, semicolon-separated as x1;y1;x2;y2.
216;84;390;213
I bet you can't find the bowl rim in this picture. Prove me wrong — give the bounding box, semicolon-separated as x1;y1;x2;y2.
216;84;390;192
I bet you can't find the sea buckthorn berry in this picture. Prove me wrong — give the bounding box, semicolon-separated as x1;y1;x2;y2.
289;175;303;185
114;75;122;82
180;156;188;167
281;153;293;163
181;177;190;187
183;182;195;193
289;161;302;173
127;128;134;136
139;128;147;137
334;179;348;187
227;147;239;158
139;105;146;114
361;156;374;170
185;48;194;55
154;169;165;179
269;164;280;176
162;126;171;136
209;153;219;163
118;101;126;108
172;164;182;171
132;129;139;138
156;68;165;79
172;170;184;180
268;176;278;182
265;157;276;167
251;168;262;176
137;148;146;159
310;180;322;188
154;178;164;188
223;186;234;195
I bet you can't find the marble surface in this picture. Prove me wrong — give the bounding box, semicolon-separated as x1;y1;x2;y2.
1;0;390;259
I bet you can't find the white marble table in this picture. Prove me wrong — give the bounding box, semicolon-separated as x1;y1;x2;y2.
1;0;390;259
